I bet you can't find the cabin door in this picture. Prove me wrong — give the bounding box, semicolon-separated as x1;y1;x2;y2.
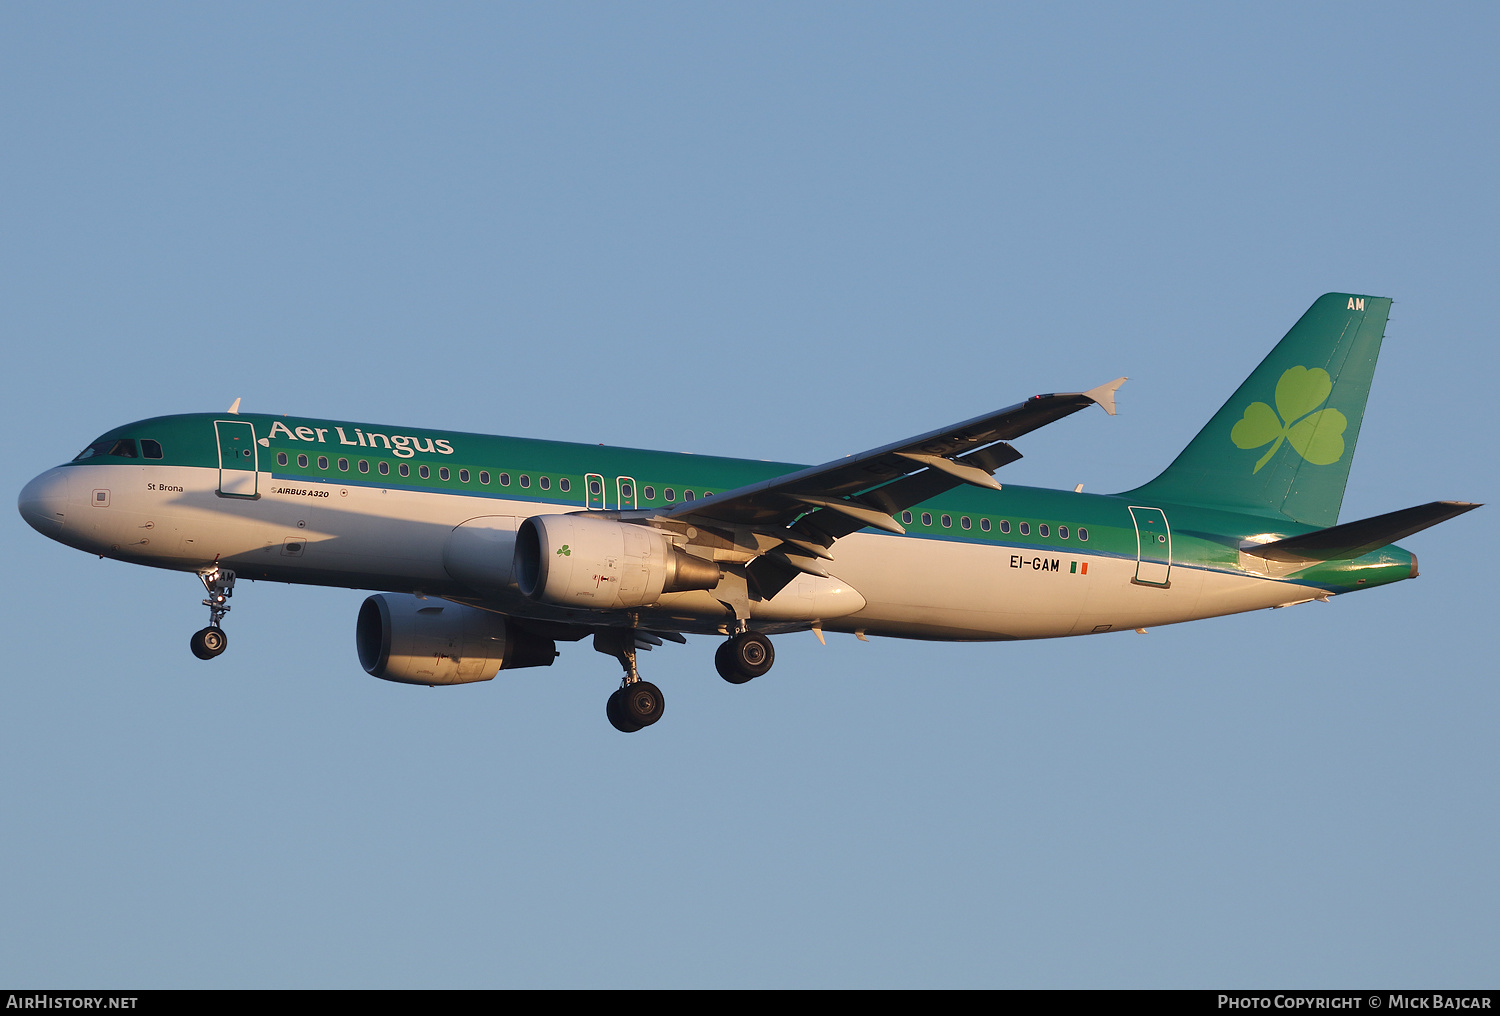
585;473;607;510
616;476;637;510
1128;506;1172;587
215;420;259;498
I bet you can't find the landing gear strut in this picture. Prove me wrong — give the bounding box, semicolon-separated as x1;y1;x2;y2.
190;565;235;660
715;630;774;684
595;629;665;733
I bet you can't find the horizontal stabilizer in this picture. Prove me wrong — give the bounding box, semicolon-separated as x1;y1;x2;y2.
1242;501;1481;563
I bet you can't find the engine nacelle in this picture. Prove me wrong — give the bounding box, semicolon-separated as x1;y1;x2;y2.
355;594;556;686
515;514;722;609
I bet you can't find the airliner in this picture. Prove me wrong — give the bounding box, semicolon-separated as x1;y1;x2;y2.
18;294;1478;731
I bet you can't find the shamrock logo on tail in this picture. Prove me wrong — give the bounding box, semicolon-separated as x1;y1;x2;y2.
1231;366;1347;473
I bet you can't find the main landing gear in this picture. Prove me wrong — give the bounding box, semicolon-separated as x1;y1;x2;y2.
190;565;236;661
606;681;665;734
715;630;775;684
595;629;665;733
593;627;777;732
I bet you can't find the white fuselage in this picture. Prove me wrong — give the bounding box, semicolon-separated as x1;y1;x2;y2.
21;462;1313;641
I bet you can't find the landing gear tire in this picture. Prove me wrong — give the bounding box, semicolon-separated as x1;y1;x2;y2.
622;681;664;728
716;631;774;684
190;626;228;660
606;688;641;733
715;642;749;684
607;684;662;733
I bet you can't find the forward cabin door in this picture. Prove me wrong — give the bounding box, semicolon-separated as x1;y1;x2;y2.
1128;505;1172;587
215;420;259;498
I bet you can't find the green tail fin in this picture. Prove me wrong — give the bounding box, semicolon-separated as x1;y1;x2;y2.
1123;293;1391;528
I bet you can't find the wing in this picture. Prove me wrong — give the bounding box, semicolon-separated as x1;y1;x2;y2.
651;378;1125;597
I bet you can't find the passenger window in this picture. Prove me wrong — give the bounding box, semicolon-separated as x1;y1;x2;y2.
940;514;952;528
684;490;694;501
439;467;449;481
980;518;991;532
644;486;655;501
921;512;932;526
1019;522;1030;536
1058;525;1068;540
141;440;163;459
999;520;1011;534
961;516;971;530
1077;527;1088;542
901;511;912;524
297;454;308;468
520;475;530;488
664;488;675;502
277;452;288;466
479;471;490;485
418;465;430;479
458;469;469;483
338;458;348;471
378;461;390;475
540;476;550;490
560;478;570;492
499;472;510;486
359;460;369;473
398;463;409;477
318;456;329;470
1039;524;1049;538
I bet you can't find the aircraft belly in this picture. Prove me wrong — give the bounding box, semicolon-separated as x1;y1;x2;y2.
829;533;1090;639
1066;555;1206;634
821;533;1307;640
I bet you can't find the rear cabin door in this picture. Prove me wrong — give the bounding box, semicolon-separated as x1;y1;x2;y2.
1128;505;1172;587
215;420;259;498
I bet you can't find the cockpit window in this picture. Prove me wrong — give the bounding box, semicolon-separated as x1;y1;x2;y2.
74;438;138;460
141;440;163;459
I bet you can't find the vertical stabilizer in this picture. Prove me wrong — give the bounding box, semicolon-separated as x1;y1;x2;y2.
1123;293;1390;528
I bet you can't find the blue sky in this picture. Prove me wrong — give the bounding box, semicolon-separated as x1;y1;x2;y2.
2;4;1496;987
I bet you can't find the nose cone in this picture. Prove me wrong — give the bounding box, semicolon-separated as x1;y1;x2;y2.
18;467;70;536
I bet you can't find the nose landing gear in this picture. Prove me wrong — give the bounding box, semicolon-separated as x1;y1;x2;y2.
190;565;235;660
